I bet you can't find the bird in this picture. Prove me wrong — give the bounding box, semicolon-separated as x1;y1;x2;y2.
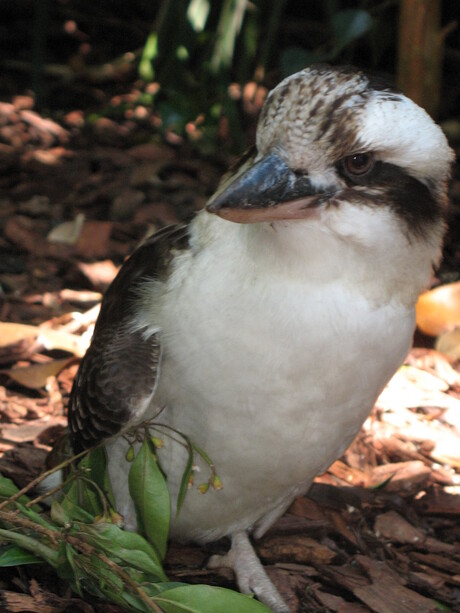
68;65;454;612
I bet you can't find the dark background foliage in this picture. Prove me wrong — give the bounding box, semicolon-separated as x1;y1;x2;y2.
1;0;459;148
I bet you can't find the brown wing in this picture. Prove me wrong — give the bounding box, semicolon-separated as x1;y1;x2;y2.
68;224;190;451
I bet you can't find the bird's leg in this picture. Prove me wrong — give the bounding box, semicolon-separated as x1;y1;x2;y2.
207;530;291;613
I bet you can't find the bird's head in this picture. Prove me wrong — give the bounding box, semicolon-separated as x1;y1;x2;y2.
206;65;454;249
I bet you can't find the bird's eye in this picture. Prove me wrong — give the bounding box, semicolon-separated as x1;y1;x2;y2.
342;152;375;177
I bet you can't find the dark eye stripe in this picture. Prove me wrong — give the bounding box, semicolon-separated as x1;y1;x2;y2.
339;160;443;238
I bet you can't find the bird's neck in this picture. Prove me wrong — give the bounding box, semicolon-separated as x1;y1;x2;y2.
194;211;441;309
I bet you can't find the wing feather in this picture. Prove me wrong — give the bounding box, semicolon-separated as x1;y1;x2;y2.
68;224;190;450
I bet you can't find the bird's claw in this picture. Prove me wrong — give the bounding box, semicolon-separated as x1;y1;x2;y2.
207;531;291;613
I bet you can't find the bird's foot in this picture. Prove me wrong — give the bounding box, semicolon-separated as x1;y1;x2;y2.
207;531;291;613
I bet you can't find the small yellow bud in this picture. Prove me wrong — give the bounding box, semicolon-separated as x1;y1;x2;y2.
212;475;223;490
125;445;135;462
109;510;124;526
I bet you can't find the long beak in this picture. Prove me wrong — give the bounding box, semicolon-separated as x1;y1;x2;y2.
206;152;334;223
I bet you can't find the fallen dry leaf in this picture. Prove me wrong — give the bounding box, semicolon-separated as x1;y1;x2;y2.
0;322;89;357
77;259;119;289
1;357;74;389
47;213;85;245
406;348;460;387
0;322;42;346
400;364;449;392
377;366;460;413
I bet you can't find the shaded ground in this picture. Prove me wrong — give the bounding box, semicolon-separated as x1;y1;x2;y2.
0;88;460;613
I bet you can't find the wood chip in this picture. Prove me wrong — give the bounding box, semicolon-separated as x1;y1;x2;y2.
367;461;431;493
374;510;424;544
257;534;337;566
416;487;460;515
353;556;438;613
410;552;460;575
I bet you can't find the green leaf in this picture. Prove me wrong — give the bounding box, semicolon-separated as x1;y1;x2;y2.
86;448;114;500
62;542;83;595
77;478;103;518
331;9;373;54
80;523;167;581
0;528;58;567
0;473;35;508
129;437;171;560
114;547;166;581
83;553;125;593
14;501;57;531
75;447;115;516
139;32;158;81
143;582;187;596
0;544;41;566
153;584;272;612
177;439;194;514
60;484;98;523
62;476;80;504
55;549;75;582
51;499;72;525
0;473;19;497
83;447;115;506
121;590;157;613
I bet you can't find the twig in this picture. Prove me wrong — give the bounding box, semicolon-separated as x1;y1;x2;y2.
0;509;59;544
25;475;78;508
0;448;89;511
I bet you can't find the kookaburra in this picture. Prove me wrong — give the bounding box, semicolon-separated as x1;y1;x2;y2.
68;65;454;612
